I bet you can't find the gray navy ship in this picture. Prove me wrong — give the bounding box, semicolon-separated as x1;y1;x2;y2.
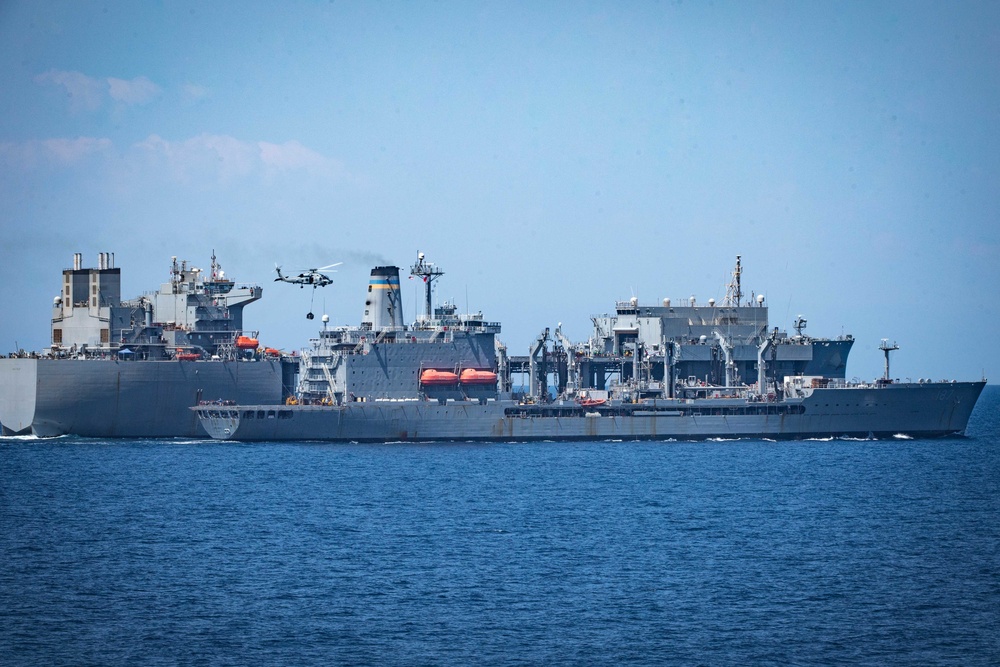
0;252;294;437
193;254;985;442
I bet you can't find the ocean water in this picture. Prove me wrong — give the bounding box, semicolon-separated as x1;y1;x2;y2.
2;387;998;666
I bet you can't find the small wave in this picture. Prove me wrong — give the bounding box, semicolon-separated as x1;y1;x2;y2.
893;433;914;440
805;437;834;441
1;433;69;442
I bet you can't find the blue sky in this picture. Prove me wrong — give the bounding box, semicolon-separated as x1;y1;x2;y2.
1;1;997;381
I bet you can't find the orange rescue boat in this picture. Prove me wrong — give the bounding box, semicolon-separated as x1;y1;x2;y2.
235;335;259;350
420;369;460;385
459;369;498;385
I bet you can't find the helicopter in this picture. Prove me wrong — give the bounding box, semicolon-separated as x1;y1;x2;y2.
274;262;342;319
274;263;342;288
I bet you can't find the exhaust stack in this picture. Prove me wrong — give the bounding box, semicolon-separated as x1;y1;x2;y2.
362;266;403;330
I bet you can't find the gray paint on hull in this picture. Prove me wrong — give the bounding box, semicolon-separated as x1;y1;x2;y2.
0;358;37;435
1;358;284;438
196;381;985;443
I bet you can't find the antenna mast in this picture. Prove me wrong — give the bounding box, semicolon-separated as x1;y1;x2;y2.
724;255;743;307
879;339;899;382
409;251;444;320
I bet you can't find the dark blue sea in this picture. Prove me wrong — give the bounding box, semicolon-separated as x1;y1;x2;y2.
2;387;998;666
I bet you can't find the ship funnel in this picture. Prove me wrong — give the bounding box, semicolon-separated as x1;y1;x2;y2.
73;253;82;270
362;266;403;330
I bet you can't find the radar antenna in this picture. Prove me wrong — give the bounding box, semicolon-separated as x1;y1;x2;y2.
723;255;743;307
793;315;807;338
410;251;444;320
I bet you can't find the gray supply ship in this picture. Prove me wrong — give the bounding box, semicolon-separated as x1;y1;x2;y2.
0;252;294;437
194;255;985;442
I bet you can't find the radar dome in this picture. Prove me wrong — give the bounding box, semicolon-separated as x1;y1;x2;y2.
630;297;638;307
322;314;330;323
708;298;716;307
757;294;765;304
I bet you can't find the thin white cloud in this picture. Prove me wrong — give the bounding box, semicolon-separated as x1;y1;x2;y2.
36;70;165;111
135;133;258;183
43;137;115;164
182;83;210;103
0;137;113;168
258;140;333;171
2;133;345;186
107;76;161;105
135;134;345;183
34;70;104;112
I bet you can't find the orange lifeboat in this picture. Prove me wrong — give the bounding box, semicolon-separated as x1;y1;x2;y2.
420;369;460;385
177;352;200;361
459;369;498;385
264;347;282;357
235;335;259;350
578;398;607;408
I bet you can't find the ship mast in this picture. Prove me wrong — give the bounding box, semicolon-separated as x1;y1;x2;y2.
724;255;743;307
880;339;899;382
409;252;444;321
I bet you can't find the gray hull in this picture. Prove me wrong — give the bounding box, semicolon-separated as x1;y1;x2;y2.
195;381;986;442
1;357;286;438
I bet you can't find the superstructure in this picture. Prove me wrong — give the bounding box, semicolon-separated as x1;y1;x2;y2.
511;256;852;402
